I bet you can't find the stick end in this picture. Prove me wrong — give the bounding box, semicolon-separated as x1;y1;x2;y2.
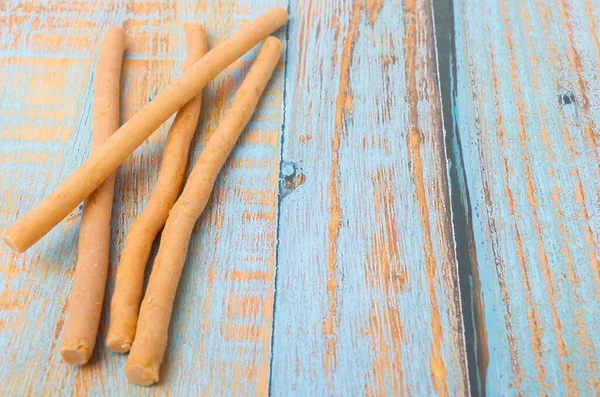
183;20;204;31
2;230;24;253
60;341;92;366
263;36;283;52
107;335;132;353
105;26;125;35
270;6;289;25
125;361;160;386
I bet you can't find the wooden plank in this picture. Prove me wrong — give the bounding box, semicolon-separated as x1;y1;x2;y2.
453;0;600;394
270;0;469;395
0;0;286;394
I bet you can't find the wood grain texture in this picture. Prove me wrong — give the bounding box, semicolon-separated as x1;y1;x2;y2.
453;0;600;394
0;0;285;395
270;0;469;395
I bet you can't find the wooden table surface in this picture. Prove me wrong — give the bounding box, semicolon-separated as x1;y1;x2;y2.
0;0;598;396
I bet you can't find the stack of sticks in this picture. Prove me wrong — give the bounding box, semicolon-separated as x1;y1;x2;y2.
2;7;288;386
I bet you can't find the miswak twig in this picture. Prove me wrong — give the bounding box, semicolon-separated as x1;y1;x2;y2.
59;26;125;365
125;36;283;386
107;21;208;353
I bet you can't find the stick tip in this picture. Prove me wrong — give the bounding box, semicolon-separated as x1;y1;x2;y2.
183;20;203;30
264;36;283;50
104;26;125;39
183;21;207;45
106;26;124;33
125;361;160;386
100;26;126;53
2;230;23;253
107;336;132;353
269;6;289;24
60;341;92;366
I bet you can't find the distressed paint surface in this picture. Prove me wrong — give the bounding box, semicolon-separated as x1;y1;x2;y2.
0;0;285;395
270;0;468;395
8;0;600;395
453;0;600;395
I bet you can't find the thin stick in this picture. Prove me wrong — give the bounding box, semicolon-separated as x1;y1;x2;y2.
59;27;125;365
2;6;288;253
124;37;283;386
107;22;208;353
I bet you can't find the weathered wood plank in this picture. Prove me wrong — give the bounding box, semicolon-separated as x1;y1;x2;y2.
0;0;286;394
453;0;600;394
270;0;469;395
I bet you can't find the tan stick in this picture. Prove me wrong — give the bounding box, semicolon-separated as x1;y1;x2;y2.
106;22;208;353
124;37;283;386
2;7;288;253
58;27;125;365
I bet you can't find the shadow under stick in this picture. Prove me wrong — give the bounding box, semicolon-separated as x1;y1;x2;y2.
124;36;283;386
107;22;208;354
59;26;125;366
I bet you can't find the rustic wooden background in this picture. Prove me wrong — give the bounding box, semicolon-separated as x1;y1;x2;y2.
0;0;598;396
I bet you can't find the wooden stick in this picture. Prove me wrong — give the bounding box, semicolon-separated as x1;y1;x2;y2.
2;6;288;253
107;22;208;353
59;26;125;365
124;36;283;386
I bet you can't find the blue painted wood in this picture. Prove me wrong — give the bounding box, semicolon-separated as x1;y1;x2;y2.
453;0;600;394
12;0;600;394
0;0;286;395
270;0;468;395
